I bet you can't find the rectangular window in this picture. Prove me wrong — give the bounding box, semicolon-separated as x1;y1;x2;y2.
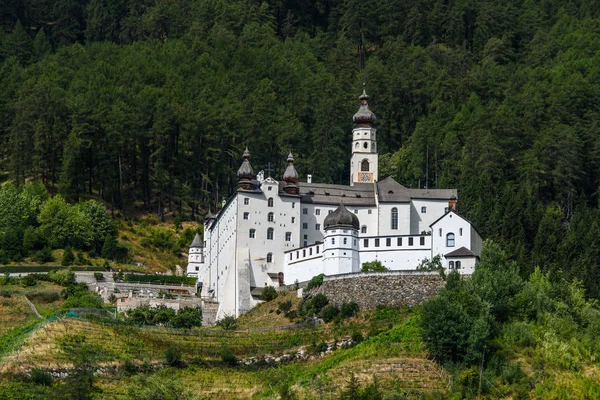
459;228;463;236
364;239;369;248
420;237;425;246
332;238;335;245
303;223;308;229
375;239;380;247
316;246;320;254
292;202;295;208
304;241;308;246
343;238;347;245
316;224;321;230
244;198;249;205
309;248;313;255
368;210;372;214
386;238;391;247
296;251;299;258
243;212;249;220
249;229;255;238
303;208;308;214
289;253;292;260
268;186;272;191
285;232;291;241
315;209;320;215
354;209;358;214
292;217;295;223
408;237;413;246
304;235;307;239
303;249;306;257
397;237;402;246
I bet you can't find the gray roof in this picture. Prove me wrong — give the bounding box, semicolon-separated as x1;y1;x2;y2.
282;152;299;182
190;233;203;248
445;247;477;258
324;202;360;230
376;177;457;203
353;88;376;125
298;182;376;206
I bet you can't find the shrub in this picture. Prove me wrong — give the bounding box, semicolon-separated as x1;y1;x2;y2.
164;346;183;367
27;290;60;303
29;368;53;386
306;274;324;291
321;305;340;323
261;286;278;301
361;260;388;272
171;307;202;329
278;300;293;313
20;274;37;287
61;247;74;266
34;247;54;264
48;269;76;285
220;347;237;366
302;293;329;317
340;302;359;318
93;272;104;281
217;315;237;331
351;332;364;344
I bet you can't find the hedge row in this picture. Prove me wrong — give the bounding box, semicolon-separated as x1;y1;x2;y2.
123;274;196;285
0;266;104;273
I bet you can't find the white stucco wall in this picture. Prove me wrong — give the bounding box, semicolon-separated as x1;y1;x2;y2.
410;199;451;234
377;203;411;236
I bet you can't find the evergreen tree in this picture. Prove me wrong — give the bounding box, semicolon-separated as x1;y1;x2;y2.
62;246;74;266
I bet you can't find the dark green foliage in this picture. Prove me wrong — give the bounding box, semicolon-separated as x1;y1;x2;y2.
260;286;278;301
216;315;238;331
61;247;74;266
278;300;292;313
29;368;53;386
361;261;388;272
416;255;443;272
34;247;54;264
220;347;237;366
27;290;60;303
305;274;324;292
20;274;37;287
320;305;340;322
300;293;329;317
125;305;202;328
171;307;202;329
340;302;359;318
93;272;104;280
48;269;76;285
164;346;183;367
123;274;196;285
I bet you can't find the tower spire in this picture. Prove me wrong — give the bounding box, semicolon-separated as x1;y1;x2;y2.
282;151;299;195
237;146;254;190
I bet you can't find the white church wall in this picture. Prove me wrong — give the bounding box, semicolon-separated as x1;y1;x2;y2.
377;203;411;236
410;199;450;234
358;234;431;270
446;256;477;274
431;212;472;265
284;243;324;283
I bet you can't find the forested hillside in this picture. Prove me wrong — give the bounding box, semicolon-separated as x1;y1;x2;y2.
2;0;600;295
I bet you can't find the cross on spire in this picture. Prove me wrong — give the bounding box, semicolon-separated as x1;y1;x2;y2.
264;161;274;177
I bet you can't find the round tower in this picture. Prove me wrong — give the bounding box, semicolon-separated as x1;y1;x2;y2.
322;202;361;276
186;232;206;284
350;86;378;186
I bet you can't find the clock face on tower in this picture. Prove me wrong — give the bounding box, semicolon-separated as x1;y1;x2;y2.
358;172;373;183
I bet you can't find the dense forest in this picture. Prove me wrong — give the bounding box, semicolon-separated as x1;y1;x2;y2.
1;0;600;295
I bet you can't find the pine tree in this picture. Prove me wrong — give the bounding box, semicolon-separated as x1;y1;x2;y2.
1;20;33;64
62;247;74;266
32;28;51;61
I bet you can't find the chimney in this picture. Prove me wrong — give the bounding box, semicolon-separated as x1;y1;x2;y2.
307;174;312;183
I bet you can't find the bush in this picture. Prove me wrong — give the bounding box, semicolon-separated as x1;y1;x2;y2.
123;274;196;285
29;368;53;386
61;247;74;266
0;289;12;298
306;274;324;291
217;315;237;331
20;274;37;287
164;346;183;367
171;307;202;329
27;290;60;303
93;272;104;281
48;269;76;285
321;305;340;323
34;247;54;264
340;302;359;318
278;300;293;313
220;347;237;366
301;293;329;317
361;260;388;272
261;286;278;301
351;332;364;344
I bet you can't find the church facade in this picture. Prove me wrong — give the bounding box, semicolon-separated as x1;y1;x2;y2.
186;89;483;319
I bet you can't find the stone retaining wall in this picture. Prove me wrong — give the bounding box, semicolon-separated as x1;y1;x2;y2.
310;271;445;310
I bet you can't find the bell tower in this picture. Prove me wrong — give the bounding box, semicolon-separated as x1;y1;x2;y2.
350;86;378;186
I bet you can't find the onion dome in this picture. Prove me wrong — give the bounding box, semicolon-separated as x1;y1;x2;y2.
282;152;299;183
237;147;254;180
352;87;376;126
190;233;203;248
324;202;360;230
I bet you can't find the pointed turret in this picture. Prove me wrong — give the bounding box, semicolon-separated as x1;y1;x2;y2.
352;86;377;126
237;146;254;190
282;152;299;195
190;233;203;248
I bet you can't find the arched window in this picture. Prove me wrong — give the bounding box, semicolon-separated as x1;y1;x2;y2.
266;253;273;263
363;142;368;149
456;261;461;269
267;198;274;207
267;212;274;222
449;261;455;269
361;160;369;171
355;142;359;148
361;225;367;234
267;228;274;240
446;233;455;247
391;208;398;230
